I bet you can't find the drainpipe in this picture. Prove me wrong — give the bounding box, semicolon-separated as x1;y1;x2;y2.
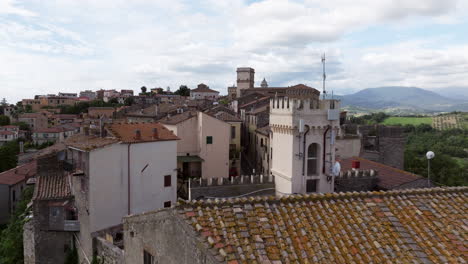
127;144;131;215
302;125;310;175
322;125;331;174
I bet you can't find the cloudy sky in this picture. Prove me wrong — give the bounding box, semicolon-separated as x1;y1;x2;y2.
1;0;467;103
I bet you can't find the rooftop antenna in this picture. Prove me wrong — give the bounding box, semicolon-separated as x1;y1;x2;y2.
322;53;327;100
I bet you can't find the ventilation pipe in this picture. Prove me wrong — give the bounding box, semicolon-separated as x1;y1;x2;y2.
322;125;331;174
302;125;310;175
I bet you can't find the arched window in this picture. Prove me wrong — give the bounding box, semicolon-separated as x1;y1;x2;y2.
307;143;319;176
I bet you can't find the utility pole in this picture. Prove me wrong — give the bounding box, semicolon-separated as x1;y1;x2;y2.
322;53;326;100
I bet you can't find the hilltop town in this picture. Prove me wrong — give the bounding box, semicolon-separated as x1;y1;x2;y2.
0;67;466;263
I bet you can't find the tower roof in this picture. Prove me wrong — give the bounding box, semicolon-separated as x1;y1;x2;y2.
261;78;268;88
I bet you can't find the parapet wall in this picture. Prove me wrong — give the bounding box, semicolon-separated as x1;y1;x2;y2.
189;175;275;199
335;169;379;193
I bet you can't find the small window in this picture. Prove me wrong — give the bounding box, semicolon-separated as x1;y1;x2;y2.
12;190;16;202
231;126;236;139
206;136;213;144
164;175;171;187
143;250;154;264
164;201;171;208
307;143;319;176
306;179;318;193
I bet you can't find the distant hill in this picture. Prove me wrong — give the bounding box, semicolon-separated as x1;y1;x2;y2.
338;87;468;113
433;87;468;101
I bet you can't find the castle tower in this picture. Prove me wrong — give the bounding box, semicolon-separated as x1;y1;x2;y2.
236;67;255;97
269;90;341;195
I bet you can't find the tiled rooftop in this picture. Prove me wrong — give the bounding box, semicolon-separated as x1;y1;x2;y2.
33;174;72;200
65;134;119;151
158;111;198;125
341;157;423;190
0;161;36;185
178;187;468;263
107;122;179;143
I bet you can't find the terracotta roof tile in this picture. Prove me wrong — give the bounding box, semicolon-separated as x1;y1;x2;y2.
158;111;197;125
33;174;72;200
107;122;179;143
65;134;119;151
178;187;468;263
341;157;422;189
0;161;36;185
192;84;219;93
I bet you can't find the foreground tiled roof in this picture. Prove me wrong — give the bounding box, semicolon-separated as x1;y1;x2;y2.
107;122;179;143
0;161;36;185
33;174;72;200
341;157;423;189
178;187;467;263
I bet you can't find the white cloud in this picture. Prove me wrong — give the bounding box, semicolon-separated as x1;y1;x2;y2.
0;0;467;103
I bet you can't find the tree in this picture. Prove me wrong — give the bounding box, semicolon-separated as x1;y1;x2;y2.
0;115;10;126
174;85;190;96
0;140;19;173
124;97;135;106
141;86;147;94
108;98;119;105
0;186;33;264
24;105;32;113
0;98;7;106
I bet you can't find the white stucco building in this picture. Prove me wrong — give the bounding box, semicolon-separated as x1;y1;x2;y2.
190;83;219;100
65;122;179;258
270;90;341;195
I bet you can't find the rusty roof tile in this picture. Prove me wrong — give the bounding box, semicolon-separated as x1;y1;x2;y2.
178;187;468;263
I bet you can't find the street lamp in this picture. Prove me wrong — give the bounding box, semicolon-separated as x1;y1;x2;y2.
426;151;435;187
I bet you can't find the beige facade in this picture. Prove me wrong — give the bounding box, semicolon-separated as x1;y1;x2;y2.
161;112;230;179
270;97;341;195
88;107;115;119
18;113;48;130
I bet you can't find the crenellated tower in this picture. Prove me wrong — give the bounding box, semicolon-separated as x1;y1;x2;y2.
269;90;340;195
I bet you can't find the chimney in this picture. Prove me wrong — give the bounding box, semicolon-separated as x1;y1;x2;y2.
152;127;159;140
134;129;141;140
352;160;360;170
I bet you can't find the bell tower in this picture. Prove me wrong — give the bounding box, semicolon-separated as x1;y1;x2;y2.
236;67;255;97
269;91;341;195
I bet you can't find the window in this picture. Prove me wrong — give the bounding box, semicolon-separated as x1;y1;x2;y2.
307;143;319;176
306;179;318;193
164;201;171;208
231;126;236;139
12;190;16;202
206;136;213;144
143;250;154;264
260;138;264;147
164;175;171;187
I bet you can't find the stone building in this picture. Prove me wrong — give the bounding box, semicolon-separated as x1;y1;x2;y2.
122;187;467;263
0;161;36;224
18;113;48;130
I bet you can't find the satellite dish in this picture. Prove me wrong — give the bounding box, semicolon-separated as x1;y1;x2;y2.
426;151;435;160
332;160;341;177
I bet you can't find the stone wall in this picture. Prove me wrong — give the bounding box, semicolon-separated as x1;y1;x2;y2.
124;209;220;264
335;169;378;192
23;220;35;264
189;175;275;199
94;237;124;264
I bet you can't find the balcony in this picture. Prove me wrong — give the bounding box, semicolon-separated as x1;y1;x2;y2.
63;220;80;231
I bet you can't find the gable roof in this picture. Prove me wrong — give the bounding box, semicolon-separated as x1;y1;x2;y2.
0;161;36;185
192;84;219;93
158;111;198;125
341;157;423;189
65;134;119;151
107;122;179;143
178;187;467;263
33;174;72;200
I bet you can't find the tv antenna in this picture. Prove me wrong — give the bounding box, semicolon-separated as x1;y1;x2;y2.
322;53;326;100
